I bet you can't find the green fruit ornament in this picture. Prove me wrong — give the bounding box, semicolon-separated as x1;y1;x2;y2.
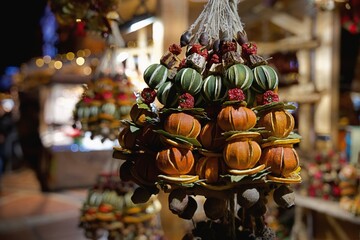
251;65;279;93
156;81;179;107
143;63;168;89
175;67;203;95
224;63;254;90
202;75;228;103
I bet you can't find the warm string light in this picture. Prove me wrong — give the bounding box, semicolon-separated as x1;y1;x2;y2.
33;49;94;76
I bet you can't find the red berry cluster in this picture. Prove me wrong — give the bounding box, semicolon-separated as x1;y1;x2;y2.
178;93;195;108
221;41;237;54
228;88;245;101
141;88;157;105
262;90;279;104
242;42;258;55
189;43;209;58
169;43;182;55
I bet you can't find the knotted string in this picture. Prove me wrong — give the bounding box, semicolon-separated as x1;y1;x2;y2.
188;0;244;44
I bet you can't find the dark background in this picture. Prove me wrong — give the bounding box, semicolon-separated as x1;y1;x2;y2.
0;1;48;78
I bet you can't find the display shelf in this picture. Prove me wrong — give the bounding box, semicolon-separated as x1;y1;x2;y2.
294;193;360;225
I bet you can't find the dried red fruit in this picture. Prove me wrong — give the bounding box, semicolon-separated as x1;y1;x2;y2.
221;41;237;54
179;93;195;108
262;90;279;104
210;53;220;64
189;44;208;58
228;88;245;101
83;96;92;103
189;44;202;54
102;91;113;100
242;42;258;55
141;87;157;105
169;43;182;55
116;93;128;101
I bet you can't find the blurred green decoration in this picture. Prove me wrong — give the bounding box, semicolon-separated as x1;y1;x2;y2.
53;0;138;142
49;0;120;34
79;172;165;240
72;26;135;142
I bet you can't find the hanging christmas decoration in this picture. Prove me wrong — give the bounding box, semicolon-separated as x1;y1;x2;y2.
49;0;119;34
113;0;302;239
79;172;165;240
73;12;136;142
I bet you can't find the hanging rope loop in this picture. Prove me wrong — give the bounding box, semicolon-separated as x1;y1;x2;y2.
185;0;244;46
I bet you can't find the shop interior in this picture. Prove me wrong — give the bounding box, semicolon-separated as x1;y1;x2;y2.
0;0;360;240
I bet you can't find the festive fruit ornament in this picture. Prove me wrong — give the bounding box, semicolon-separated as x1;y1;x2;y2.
156;147;195;175
202;75;228;103
257;108;295;139
251;65;279;93
143;63;168;90
118;123;140;150
198;121;226;151
110;0;303;239
175;67;203;95
195;155;225;183
130;104;156;126
72;45;136;142
223;133;262;170
259;139;300;178
217;104;257;132
164;112;201;138
79;173;164;239
156;81;179;108
224;63;254;90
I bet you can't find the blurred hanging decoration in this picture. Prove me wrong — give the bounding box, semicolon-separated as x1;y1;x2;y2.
49;0;119;35
113;0;302;239
79;172;165;240
340;0;360;34
72;12;136;142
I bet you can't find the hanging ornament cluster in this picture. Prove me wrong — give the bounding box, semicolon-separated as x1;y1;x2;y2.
49;0;119;34
73;43;136;142
113;0;302;239
79;172;165;240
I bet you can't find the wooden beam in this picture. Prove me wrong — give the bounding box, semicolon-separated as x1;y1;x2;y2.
257;38;320;55
270;13;310;36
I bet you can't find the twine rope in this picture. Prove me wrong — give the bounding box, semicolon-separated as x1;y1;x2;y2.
188;0;244;44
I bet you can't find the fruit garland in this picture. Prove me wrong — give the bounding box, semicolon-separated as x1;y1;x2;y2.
79;173;165;240
49;0;119;34
113;0;302;239
73;43;136;142
70;8;135;142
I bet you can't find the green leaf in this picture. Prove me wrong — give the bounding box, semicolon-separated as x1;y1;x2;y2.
222;100;247;107
129;125;140;133
262;133;302;143
160;107;209;120
252;102;284;113
252;101;297;115
220;168;270;183
138;102;151;109
154;129;202;147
